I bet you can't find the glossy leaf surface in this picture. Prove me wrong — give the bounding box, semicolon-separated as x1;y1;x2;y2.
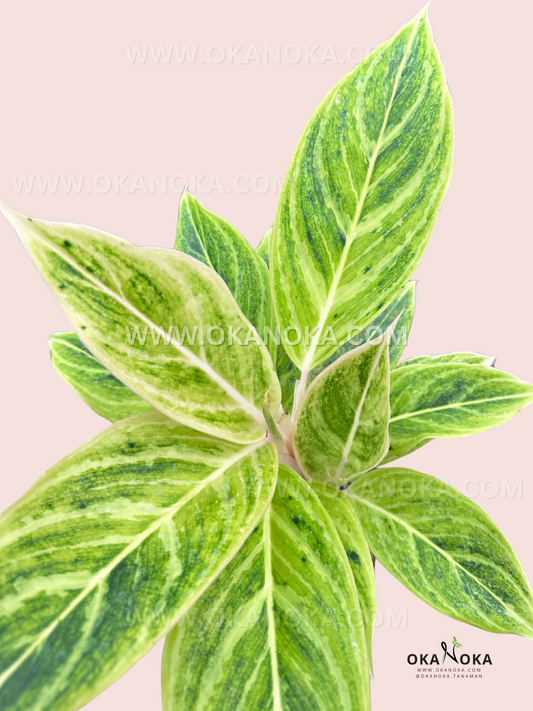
271;10;453;371
49;331;153;422
389;363;533;458
2;204;280;443
294;335;390;483
349;468;533;637
0;413;277;711
162;465;370;711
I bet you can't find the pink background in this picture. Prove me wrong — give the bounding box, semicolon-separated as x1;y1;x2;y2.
1;0;532;708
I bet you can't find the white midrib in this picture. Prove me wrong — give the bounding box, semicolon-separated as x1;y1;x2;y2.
349;493;533;631
336;338;387;479
300;20;419;376
22;217;266;429
0;442;262;689
389;393;533;423
263;508;283;711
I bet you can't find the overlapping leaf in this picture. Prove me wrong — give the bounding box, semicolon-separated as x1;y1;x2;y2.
395;351;495;369
293;333;390;483
311;280;416;378
175;190;277;360
349;468;533;636
0;412;277;711
271;9;453;372
389;362;533;459
277;282;415;413
162;465;369;711
49;332;153;422
1;204;280;443
256;227;272;268
313;485;376;671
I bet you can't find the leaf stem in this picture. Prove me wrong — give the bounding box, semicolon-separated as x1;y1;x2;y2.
292;370;309;417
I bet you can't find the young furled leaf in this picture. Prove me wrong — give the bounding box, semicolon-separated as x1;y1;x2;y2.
271;9;453;374
49;331;154;422
388;363;533;459
175;190;277;360
162;465;370;711
349;468;533;637
0;413;278;711
293;332;390;484
2;204;281;444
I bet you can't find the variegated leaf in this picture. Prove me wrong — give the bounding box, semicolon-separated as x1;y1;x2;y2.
49;331;153;422
310;280;417;379
175;190;277;360
383;352;496;461
395;351;496;369
348;468;533;636
256;227;272;268
380;437;432;465
2;204;280;444
277;282;415;413
293;333;390;484
375;280;416;368
389;363;533;459
271;9;453;373
162;465;370;711
312;485;376;672
0;412;277;711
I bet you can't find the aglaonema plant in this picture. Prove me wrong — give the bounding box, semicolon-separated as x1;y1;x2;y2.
1;8;532;711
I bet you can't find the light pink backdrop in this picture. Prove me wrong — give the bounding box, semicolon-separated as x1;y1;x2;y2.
1;1;532;708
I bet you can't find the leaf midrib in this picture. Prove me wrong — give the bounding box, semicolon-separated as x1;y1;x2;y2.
336;337;388;479
0;441;264;690
301;19;420;374
27;218;266;429
349;491;533;632
390;392;533;423
263;507;283;711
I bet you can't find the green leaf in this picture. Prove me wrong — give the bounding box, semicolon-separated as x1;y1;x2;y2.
162;465;370;711
389;363;533;458
2;204;281;444
293;333;390;484
276;282;414;413
380;437;432;465
270;8;453;373
311;280;416;379
0;412;277;711
175;189;277;360
380;280;416;368
49;331;154;422
312;485;376;672
256;227;272;268
395;351;496;369
348;467;533;636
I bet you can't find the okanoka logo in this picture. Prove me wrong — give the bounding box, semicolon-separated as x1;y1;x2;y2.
407;636;493;667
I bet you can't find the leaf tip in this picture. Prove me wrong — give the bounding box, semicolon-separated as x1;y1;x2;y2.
418;3;431;21
0;201;31;233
